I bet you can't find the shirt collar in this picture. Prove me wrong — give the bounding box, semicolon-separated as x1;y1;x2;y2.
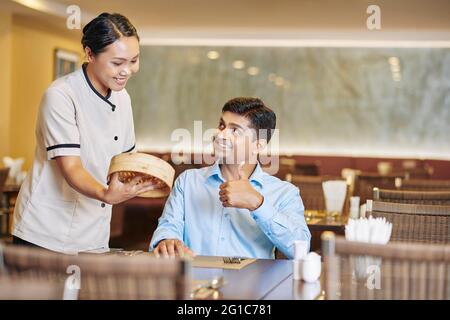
206;161;265;187
82;63;115;111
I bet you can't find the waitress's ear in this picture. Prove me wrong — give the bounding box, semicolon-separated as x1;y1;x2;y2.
84;46;95;63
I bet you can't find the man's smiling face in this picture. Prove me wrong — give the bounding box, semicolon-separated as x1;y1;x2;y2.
213;111;259;164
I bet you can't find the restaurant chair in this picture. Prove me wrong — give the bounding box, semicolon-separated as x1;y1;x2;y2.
397;178;450;191
354;172;404;205
373;188;450;205
321;231;450;300
289;175;350;213
0;168;11;237
261;157;296;180
0;243;191;300
400;166;434;179
288;175;350;253
367;200;450;244
294;163;319;176
0;278;64;300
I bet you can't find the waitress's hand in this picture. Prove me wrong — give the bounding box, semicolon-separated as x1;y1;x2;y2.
56;156;158;205
102;172;157;205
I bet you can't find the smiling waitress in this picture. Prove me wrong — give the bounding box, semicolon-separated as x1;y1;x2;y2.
12;13;155;253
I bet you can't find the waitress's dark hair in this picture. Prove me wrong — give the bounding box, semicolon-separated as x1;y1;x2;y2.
81;13;139;55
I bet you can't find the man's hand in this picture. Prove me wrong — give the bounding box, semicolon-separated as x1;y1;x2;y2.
153;239;195;258
219;163;264;211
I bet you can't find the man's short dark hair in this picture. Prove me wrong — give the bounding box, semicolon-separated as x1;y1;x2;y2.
222;97;276;142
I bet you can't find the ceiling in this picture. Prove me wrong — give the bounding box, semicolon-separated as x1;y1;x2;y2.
2;0;450;44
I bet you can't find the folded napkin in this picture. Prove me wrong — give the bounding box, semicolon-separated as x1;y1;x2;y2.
345;216;392;245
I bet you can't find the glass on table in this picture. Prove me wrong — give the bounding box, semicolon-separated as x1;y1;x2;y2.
322;180;347;220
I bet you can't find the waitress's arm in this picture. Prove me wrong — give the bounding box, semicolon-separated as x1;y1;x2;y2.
55;156;156;205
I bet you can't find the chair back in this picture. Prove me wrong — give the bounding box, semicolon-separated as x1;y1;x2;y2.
0;168;10;194
368;200;450;244
322;232;450;300
398;178;450;191
354;172;404;205
373;188;450;205
0;244;191;300
0;278;64;300
290;175;350;213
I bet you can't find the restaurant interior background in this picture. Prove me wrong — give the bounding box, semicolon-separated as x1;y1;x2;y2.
1;0;450;251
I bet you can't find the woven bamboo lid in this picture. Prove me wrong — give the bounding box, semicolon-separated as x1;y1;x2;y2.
108;152;175;198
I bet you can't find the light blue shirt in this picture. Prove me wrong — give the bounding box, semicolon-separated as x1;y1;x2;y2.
149;162;311;259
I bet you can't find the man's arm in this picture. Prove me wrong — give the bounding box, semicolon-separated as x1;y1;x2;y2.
149;171;194;258
250;186;311;259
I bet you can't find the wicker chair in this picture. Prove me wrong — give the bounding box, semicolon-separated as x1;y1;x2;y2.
0;278;64;300
373;188;450;205
289;175;350;213
354;172;404;205
0;168;10;237
397;178;450;191
0;168;9;193
0;244;191;300
367;200;450;244
322;232;450;300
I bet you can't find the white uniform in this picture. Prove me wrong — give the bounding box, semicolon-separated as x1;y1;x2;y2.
13;64;136;254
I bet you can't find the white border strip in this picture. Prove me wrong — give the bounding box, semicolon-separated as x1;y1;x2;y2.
140;38;450;48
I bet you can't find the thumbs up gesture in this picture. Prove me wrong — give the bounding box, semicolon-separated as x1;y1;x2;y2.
219;163;264;211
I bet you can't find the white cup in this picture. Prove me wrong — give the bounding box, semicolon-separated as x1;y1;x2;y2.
296;281;321;300
350;196;360;219
294;240;309;260
301;252;322;283
293;259;302;280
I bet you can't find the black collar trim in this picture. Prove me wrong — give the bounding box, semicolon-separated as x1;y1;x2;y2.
82;63;116;111
123;144;136;153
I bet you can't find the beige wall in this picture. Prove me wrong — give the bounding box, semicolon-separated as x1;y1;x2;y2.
10;15;83;170
0;11;12;164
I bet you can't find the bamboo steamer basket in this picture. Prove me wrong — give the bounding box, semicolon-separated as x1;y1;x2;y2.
108;152;175;198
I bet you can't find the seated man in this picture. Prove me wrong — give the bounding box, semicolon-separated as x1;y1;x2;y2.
149;97;311;259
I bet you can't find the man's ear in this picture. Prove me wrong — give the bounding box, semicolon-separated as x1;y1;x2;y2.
84;47;94;63
254;138;268;154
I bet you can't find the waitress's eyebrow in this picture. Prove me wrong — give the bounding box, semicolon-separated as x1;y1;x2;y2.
112;54;140;61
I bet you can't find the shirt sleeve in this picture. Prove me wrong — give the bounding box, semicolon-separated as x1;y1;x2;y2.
250;184;311;259
122;91;136;154
39;87;81;160
149;171;187;250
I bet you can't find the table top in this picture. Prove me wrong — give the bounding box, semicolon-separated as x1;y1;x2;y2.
192;258;293;300
305;210;348;229
106;251;297;300
262;273;325;300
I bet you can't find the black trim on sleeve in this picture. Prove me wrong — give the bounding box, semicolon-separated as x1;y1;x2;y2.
82;63;116;112
46;144;81;151
123;144;136;153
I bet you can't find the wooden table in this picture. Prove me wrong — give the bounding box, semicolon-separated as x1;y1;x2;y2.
262;274;324;300
305;210;348;252
192;256;392;300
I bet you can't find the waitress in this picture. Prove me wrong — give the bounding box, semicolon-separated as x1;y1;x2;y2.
12;13;154;253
